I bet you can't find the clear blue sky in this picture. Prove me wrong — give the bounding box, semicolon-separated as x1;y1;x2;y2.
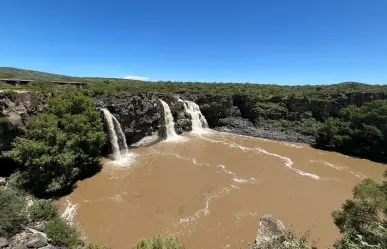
1;0;386;84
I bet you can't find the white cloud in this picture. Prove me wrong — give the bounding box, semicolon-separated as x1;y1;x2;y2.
122;76;149;81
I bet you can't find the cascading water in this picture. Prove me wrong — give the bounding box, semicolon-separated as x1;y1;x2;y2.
159;99;179;140
101;108;128;160
179;99;209;133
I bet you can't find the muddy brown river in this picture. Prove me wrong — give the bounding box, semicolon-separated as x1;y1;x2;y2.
59;131;386;249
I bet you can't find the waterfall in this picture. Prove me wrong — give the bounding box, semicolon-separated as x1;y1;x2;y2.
101;108;128;159
179;99;209;132
159;99;179;140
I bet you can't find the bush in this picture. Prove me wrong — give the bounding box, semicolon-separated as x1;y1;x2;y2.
10;92;106;196
86;244;112;249
334;223;387;249
316;100;387;162
132;236;185;249
256;230;314;249
29;199;58;222
0;188;28;238
45;217;82;247
332;171;387;249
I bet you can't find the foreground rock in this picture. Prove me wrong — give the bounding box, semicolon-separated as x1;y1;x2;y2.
253;215;286;249
252;215;313;249
0;177;6;186
0;238;8;248
4;228;52;249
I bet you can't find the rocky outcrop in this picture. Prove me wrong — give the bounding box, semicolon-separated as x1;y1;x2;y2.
0;92;44;152
95;92;165;148
94;92;192;148
3;228;50;249
2;90;387;153
253;215;286;249
0;92;46;175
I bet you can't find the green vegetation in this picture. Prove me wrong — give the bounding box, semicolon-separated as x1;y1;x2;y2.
316;100;387;163
0;188;28;238
1;67;387;99
46;216;82;248
85;244;112;249
9;91;106;196
332;172;387;249
29;199;59;222
132;236;185;249
0;117;8;124
0;187;86;248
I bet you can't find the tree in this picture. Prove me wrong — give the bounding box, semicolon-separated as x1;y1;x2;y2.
10;92;106;196
332;172;387;249
316;100;387;163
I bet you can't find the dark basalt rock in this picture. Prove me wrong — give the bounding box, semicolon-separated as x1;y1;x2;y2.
2;90;387;153
0;91;45;152
95;92;165;146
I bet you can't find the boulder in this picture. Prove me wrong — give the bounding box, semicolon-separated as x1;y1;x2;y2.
7;231;30;248
253;215;286;249
33;222;46;232
0;177;6;186
26;233;47;248
0;237;8;248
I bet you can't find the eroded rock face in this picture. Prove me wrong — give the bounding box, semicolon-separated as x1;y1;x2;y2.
2;90;386;153
253;215;286;249
0;92;45;172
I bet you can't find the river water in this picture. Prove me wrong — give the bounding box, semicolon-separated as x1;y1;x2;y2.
59;130;386;249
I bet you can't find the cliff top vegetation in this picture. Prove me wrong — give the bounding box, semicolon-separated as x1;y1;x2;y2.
1;67;386;100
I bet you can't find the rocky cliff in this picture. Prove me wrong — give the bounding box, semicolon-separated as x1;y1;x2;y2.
0;91;45;152
2;91;387;156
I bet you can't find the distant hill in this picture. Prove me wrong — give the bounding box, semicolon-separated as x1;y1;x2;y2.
0;67;76;81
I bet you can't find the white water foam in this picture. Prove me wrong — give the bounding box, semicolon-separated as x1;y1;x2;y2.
101;108;129;160
310;160;365;179
179;99;210;135
61;199;79;225
232;177;257;184
199;135;321;180
282;143;304;149
106;152;137;167
234;211;260;221
309;160;343;171
179;186;233;234
160;99;185;142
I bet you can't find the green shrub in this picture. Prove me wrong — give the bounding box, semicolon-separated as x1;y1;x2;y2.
132;236;185;249
0;117;8;124
334;223;387;249
316;100;387;163
29;199;58;222
332;172;387;249
45;217;82;247
256;230;314;249
10;92;106;196
85;244;112;249
0;188;28;238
